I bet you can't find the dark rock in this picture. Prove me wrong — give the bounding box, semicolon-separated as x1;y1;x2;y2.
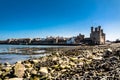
103;50;112;58
115;50;120;56
4;62;11;67
109;56;119;61
101;63;112;71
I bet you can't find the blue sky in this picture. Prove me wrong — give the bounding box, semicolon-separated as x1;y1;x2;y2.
0;0;120;41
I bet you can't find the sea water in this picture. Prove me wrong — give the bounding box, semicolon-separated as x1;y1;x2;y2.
0;45;72;64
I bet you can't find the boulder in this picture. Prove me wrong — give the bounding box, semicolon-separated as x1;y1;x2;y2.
103;48;113;58
24;63;32;68
0;71;2;75
39;67;48;74
13;63;25;78
4;62;11;67
107;48;112;52
115;50;120;56
92;56;103;60
2;67;11;72
52;56;58;61
31;60;39;64
30;76;40;80
8;78;23;80
31;69;37;75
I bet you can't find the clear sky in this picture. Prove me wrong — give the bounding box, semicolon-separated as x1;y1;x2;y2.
0;0;120;41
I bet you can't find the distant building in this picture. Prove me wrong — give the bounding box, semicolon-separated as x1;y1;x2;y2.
82;38;92;45
66;34;85;44
17;38;32;44
31;38;41;44
0;40;8;44
67;37;75;44
75;34;85;44
7;38;32;45
90;26;105;44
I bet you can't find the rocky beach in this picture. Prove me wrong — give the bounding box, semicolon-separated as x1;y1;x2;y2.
0;43;120;80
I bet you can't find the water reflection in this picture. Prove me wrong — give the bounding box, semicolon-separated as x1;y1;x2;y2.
0;45;49;64
0;54;47;64
0;45;72;64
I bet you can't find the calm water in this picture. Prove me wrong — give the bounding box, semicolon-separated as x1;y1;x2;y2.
0;45;72;64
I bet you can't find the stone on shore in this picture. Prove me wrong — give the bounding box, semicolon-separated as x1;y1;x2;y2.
4;62;11;67
31;60;39;64
13;63;25;78
39;67;48;74
8;78;23;80
30;69;37;75
0;44;120;79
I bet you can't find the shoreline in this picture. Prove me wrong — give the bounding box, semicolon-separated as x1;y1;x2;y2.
0;43;82;46
0;43;120;79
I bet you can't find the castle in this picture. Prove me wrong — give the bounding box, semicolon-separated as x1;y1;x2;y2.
0;26;106;45
90;26;105;44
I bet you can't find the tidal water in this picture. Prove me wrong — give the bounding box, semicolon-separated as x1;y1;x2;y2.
0;45;71;64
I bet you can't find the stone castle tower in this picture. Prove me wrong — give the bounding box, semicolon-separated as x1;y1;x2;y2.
90;26;105;44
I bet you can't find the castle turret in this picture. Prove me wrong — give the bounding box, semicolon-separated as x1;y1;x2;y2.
91;27;94;33
98;26;101;31
101;29;103;33
95;27;98;32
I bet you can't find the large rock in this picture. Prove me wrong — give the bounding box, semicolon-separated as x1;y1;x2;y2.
4;62;11;67
115;50;120;56
52;56;58;61
2;66;11;72
0;71;2;75
39;67;48;74
8;78;23;80
31;59;39;64
107;48;112;52
24;63;32;68
13;63;25;78
31;69;37;75
103;48;113;58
